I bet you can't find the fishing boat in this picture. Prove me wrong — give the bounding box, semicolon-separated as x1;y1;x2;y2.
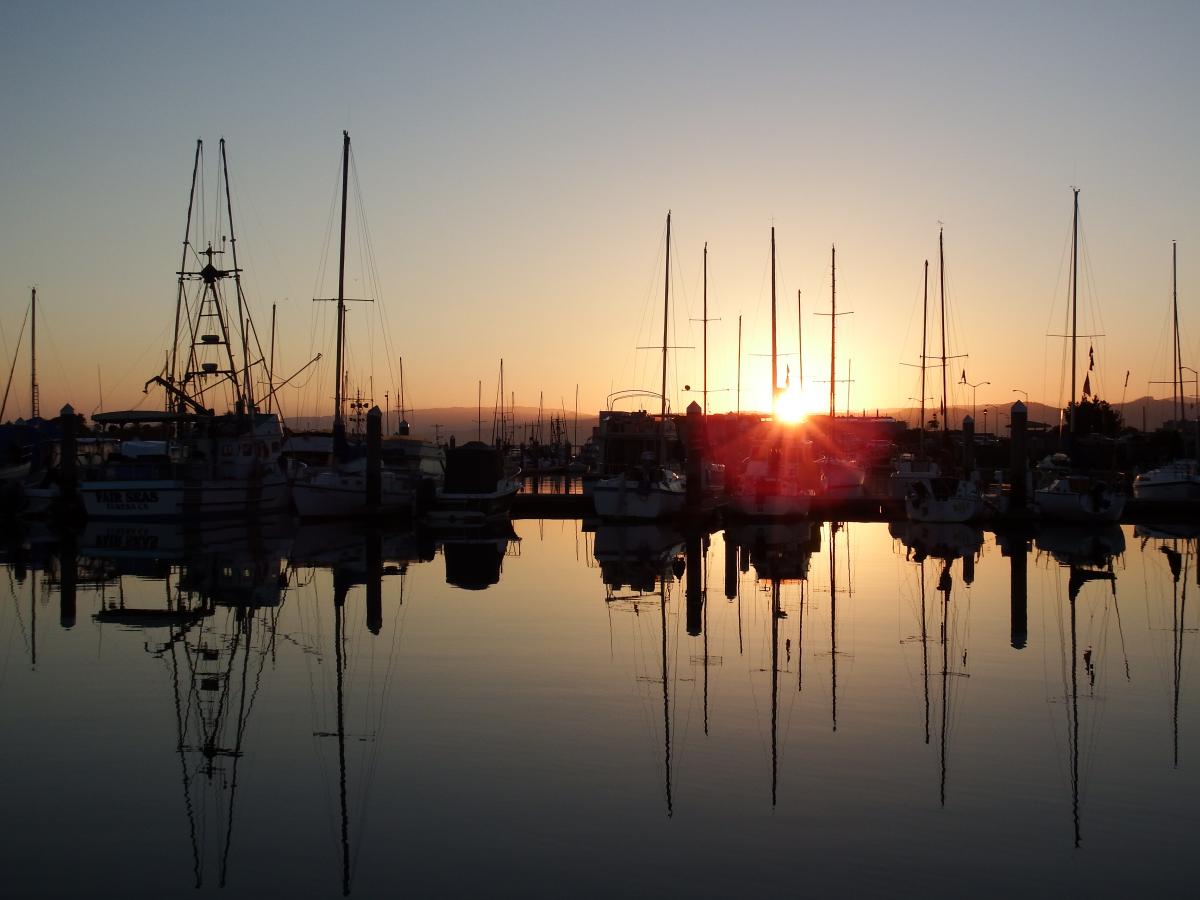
424;439;519;526
79;140;289;520
593;213;687;519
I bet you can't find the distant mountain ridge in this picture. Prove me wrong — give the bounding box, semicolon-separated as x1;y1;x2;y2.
285;406;600;443
284;396;1185;441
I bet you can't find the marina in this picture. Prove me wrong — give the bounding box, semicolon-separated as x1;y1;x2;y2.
4;3;1200;896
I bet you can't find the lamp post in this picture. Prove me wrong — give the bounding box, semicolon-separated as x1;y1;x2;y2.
982;406;990;436
1012;388;1029;403
961;375;990;425
908;395;934;430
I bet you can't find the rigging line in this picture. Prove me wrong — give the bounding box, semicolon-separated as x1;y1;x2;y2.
168;640;203;888
0;303;30;421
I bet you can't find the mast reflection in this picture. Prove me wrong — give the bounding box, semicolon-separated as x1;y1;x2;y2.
84;517;292;888
892;520;982;806
1036;523;1124;849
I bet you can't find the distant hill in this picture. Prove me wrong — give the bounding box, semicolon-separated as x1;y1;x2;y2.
876;395;1185;433
285;396;1184;441
285;406;600;444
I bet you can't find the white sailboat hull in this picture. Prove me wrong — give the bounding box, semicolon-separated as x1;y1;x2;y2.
592;476;686;520
1035;483;1126;523
819;458;865;491
292;470;417;518
729;490;812;518
1132;462;1200;501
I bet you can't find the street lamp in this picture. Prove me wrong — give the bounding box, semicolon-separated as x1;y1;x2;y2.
960;374;990;425
1012;388;1029;403
982;406;990;436
908;396;934;430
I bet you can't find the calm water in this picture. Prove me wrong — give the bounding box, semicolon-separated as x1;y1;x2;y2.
1;517;1195;897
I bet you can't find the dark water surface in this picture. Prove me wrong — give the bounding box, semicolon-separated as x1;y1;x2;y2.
1;518;1195;897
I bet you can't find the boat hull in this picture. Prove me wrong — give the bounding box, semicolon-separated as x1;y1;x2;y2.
592;477;686;520
1034;486;1126;523
80;472;290;520
425;479;519;526
728;491;812;518
291;471;417;518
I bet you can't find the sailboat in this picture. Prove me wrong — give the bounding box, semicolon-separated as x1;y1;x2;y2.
292;132;444;519
815;246;865;492
593;213;687;519
903;232;986;523
78;140;290;519
1034;189;1125;523
1;288;68;512
1133;241;1200;501
731;228;814;518
889;260;943;498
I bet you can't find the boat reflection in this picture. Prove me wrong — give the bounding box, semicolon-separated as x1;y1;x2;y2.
592;521;686;817
436;523;520;591
82;517;292;889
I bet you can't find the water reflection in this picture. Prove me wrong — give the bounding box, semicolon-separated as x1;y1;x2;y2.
82;519;291;889
0;516;1197;895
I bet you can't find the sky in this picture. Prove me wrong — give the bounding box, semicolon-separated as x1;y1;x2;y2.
2;1;1198;425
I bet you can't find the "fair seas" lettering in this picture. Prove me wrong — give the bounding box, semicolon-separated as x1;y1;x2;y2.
97;489;160;510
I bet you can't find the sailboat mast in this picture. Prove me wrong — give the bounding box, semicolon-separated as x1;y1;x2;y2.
939;228;948;433
797;289;804;390
29;288;37;419
660;212;671;458
703;242;708;416
1070;188;1079;435
737;314;742;414
219;139;249;410
921;260;929;455
267;302;277;415
829;246;837;418
1173;240;1181;424
170;140;201;396
334;130;350;427
771;227;778;414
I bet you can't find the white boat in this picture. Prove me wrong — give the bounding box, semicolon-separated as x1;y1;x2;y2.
905;476;986;523
1133;459;1200;501
80;411;290;519
593;212;686;519
1035;475;1126;523
292;457;422;518
731;454;813;518
889;455;941;499
593;460;686;519
78;139;290;520
818;456;865;490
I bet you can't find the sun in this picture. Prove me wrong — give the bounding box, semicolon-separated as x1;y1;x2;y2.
775;382;819;423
